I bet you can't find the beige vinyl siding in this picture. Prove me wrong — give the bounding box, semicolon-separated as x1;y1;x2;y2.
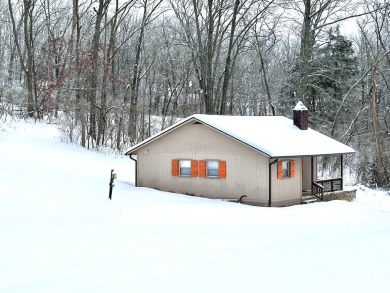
271;158;302;207
136;122;269;205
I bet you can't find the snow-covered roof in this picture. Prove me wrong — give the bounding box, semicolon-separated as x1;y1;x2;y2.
126;114;355;158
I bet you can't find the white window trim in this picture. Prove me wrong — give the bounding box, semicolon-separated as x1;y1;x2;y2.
206;160;219;178
179;159;191;176
282;160;291;178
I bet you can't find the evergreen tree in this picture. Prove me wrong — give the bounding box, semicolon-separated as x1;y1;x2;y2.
310;27;358;131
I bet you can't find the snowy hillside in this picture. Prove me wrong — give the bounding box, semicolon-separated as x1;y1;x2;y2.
1;118;390;293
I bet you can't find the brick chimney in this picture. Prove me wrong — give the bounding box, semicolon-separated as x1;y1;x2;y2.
293;101;308;130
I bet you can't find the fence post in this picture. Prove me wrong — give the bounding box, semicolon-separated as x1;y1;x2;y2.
109;169;117;200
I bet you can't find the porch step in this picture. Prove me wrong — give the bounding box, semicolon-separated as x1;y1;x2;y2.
301;195;321;204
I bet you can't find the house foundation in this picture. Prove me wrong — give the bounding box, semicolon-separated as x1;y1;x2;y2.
323;189;357;202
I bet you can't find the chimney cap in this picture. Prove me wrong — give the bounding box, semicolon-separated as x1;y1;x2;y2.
294;101;308;111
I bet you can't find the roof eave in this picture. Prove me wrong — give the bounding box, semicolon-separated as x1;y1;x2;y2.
270;151;355;159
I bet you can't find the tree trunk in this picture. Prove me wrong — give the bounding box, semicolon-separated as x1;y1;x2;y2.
258;48;275;116
219;0;240;115
24;0;36;116
71;0;86;147
369;61;386;186
297;0;312;107
97;12;110;146
128;2;148;143
8;0;36;117
89;0;107;143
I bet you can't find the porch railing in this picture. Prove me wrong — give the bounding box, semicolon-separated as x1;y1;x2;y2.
312;182;324;201
312;177;343;201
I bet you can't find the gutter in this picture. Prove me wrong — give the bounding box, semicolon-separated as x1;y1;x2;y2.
129;154;138;187
269;159;278;207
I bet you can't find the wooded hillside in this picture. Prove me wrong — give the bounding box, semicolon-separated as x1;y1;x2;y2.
0;0;389;186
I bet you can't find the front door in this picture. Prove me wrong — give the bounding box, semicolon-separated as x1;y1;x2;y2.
302;157;314;192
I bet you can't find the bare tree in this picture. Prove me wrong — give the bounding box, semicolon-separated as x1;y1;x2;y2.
219;0;276;114
8;0;37;116
128;0;163;143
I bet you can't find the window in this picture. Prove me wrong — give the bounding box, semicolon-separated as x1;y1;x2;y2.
282;161;290;177
277;160;295;179
179;160;191;176
206;160;219;177
172;159;226;178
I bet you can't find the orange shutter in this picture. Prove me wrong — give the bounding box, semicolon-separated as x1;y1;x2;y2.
277;161;283;179
219;161;226;178
199;160;206;177
171;159;179;176
190;160;198;177
290;160;295;178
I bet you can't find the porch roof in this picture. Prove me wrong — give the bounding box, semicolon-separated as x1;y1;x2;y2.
126;114;355;158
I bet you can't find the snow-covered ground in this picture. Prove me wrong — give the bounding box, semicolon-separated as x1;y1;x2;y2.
1;118;390;293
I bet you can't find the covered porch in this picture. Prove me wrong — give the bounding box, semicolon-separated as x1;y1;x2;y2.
301;155;356;203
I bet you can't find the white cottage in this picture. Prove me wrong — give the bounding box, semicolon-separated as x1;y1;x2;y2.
125;103;355;207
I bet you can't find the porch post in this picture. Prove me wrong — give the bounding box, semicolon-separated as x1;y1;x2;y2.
340;155;344;190
311;156;314;195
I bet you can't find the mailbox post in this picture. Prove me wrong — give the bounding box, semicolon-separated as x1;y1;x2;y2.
109;169;117;200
